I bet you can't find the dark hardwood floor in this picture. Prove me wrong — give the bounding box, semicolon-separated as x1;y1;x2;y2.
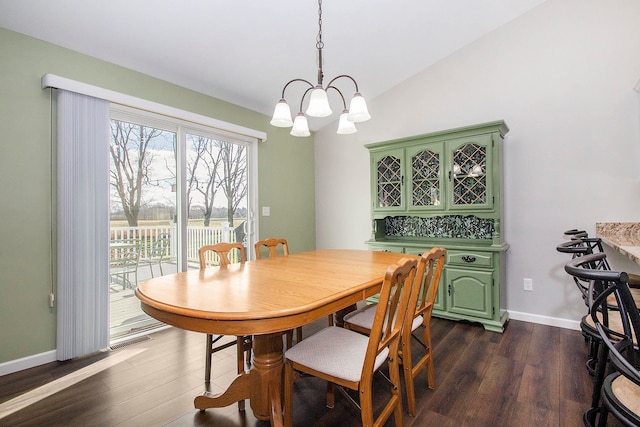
0;317;623;427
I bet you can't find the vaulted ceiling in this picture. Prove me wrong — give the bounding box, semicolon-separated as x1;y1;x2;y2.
0;0;546;129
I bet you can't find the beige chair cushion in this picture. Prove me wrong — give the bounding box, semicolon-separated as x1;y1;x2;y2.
607;287;640;309
611;374;640;416
284;326;389;383
344;303;423;332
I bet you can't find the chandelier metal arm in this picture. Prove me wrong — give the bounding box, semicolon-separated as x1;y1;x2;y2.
326;74;360;94
298;87;315;113
279;78;315;100
326;85;348;110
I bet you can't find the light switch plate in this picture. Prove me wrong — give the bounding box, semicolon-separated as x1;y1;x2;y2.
262;206;270;216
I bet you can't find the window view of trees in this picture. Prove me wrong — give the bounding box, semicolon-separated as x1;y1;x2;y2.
109;119;247;228
186;135;246;227
110;121;174;226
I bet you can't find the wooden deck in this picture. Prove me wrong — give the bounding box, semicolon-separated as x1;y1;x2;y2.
109;261;181;339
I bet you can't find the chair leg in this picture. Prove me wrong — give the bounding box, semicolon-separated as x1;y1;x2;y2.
158;261;163;276
326;382;335;408
235;337;246;411
401;335;417;417
388;354;405;427
285;331;293;349
245;336;253;370
423;325;435;389
591;342;608;409
596;403;609;427
359;382;375;427
295;327;303;344
284;361;295;427
205;334;213;383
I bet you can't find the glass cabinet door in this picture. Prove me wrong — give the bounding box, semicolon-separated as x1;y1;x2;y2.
407;143;444;211
372;149;405;211
449;135;493;210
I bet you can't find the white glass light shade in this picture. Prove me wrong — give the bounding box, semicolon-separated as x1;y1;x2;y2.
347;93;371;122
305;87;332;117
290;113;311;137
336;111;357;134
270;99;293;127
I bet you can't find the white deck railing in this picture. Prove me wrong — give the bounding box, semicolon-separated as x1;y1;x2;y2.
111;224;237;263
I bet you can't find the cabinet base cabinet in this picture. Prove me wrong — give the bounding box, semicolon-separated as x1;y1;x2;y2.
368;242;508;333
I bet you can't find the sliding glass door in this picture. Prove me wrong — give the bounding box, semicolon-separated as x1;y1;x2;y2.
185;132;248;269
109;116;178;338
108;106;255;340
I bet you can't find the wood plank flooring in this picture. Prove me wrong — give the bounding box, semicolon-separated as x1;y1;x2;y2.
0;318;623;426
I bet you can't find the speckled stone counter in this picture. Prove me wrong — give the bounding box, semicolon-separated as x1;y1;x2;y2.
596;222;640;265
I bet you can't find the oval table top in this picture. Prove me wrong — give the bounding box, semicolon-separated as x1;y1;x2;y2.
135;249;416;336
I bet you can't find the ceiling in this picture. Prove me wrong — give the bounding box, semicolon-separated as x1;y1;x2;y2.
0;0;546;130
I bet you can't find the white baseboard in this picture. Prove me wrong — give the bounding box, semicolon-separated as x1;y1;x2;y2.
0;350;57;377
508;310;581;331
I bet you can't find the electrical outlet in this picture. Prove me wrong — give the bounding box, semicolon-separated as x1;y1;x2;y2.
523;278;533;291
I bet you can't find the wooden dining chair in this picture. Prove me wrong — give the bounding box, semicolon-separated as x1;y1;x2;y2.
254;238;303;346
283;257;418;427
343;247;446;416
254;237;289;259
198;242;252;410
199;241;247;268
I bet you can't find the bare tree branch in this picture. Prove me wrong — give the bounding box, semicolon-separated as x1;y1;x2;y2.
109;120;162;226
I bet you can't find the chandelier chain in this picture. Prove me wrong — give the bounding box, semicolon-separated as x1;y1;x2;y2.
316;0;323;50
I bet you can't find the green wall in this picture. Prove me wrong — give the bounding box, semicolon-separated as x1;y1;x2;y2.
0;27;316;364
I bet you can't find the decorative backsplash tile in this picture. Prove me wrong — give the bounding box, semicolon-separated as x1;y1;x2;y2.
384;215;494;239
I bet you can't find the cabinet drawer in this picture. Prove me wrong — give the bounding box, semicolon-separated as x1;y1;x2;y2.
367;244;404;253
447;250;493;268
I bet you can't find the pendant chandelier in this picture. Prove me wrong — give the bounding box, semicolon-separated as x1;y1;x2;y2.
270;0;371;137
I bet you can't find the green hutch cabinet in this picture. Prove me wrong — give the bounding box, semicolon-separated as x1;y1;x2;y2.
366;121;509;332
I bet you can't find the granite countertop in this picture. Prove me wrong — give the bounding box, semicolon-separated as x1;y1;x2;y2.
596;222;640;265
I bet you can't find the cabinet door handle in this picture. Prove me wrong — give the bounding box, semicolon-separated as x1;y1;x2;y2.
461;255;476;263
448;284;451;296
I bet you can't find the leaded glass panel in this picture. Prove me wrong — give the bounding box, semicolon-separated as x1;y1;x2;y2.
452;143;486;205
377;155;402;207
411;149;440;206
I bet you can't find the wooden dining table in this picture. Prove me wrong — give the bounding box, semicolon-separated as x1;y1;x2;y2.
135;248;416;426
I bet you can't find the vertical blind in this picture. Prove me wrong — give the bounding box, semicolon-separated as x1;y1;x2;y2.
56;90;110;360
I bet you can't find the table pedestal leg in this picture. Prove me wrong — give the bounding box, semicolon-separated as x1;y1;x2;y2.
193;332;284;427
250;333;284;425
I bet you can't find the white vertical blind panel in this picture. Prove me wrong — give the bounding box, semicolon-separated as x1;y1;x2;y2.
56;90;110;360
